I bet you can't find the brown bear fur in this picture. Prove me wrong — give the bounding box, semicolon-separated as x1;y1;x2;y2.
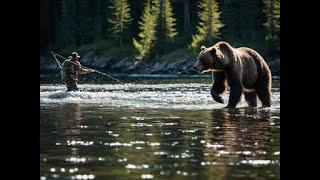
193;41;272;108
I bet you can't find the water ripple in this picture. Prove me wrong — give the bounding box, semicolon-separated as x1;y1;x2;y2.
40;83;280;109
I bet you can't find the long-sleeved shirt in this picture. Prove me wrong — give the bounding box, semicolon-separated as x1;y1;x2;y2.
61;59;89;76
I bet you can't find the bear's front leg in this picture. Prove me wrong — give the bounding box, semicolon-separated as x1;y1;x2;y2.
225;69;242;108
226;86;243;108
211;87;224;103
211;71;226;104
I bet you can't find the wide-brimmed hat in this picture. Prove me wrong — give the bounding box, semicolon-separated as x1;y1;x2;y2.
71;52;80;58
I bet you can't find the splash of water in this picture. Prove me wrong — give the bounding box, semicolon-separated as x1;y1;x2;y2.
40;83;280;110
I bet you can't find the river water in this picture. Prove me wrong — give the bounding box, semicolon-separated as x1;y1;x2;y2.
40;77;280;179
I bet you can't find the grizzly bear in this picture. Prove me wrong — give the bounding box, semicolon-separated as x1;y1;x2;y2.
193;41;272;108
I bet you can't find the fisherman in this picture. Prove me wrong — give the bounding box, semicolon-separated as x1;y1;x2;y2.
61;52;94;91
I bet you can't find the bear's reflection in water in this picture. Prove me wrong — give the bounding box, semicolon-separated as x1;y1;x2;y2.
201;108;279;178
209;108;274;153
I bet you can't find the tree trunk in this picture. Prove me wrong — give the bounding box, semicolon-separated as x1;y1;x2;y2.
120;37;123;48
208;3;213;37
95;0;102;41
160;0;164;36
51;0;58;46
158;0;165;55
70;0;76;46
183;0;191;33
270;0;274;39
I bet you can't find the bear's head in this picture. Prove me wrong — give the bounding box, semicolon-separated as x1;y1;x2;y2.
193;45;225;73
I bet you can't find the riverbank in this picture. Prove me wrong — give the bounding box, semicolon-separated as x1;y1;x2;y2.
40;53;280;77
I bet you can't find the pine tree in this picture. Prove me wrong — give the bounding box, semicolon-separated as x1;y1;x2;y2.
94;0;103;41
189;0;224;52
154;0;178;56
55;0;68;48
76;0;95;46
55;0;75;49
133;0;177;60
132;0;157;60
263;0;280;44
220;0;240;43
163;0;178;41
108;0;132;48
183;0;191;34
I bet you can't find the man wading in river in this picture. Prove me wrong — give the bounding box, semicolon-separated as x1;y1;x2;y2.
61;52;93;91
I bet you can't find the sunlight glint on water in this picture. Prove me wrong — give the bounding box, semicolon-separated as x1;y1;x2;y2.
40;78;280;179
40;83;279;109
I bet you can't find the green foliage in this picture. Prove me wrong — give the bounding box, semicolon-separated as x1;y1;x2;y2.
41;0;280;61
154;0;178;56
189;0;223;52
61;0;67;18
132;0;157;60
76;0;95;45
63;40;134;59
94;0;104;41
263;0;280;44
108;0;132;48
54;0;75;49
159;48;191;61
163;0;178;41
134;0;178;60
75;40;114;55
220;0;268;58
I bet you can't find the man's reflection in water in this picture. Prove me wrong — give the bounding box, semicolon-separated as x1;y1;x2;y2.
60;103;82;156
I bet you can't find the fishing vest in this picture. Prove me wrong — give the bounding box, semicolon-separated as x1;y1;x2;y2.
62;60;79;76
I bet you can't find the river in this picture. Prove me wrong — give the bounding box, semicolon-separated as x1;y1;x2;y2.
40;77;280;179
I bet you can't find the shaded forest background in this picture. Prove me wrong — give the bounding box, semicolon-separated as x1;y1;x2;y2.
40;0;280;62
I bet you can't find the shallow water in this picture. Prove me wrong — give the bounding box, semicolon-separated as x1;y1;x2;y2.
40;77;280;179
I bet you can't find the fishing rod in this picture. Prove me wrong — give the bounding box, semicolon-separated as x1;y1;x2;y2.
50;50;62;69
50;50;124;84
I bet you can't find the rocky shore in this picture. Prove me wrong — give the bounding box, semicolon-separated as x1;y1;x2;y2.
40;53;280;77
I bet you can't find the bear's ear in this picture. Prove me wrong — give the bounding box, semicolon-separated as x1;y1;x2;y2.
209;48;216;58
201;46;206;51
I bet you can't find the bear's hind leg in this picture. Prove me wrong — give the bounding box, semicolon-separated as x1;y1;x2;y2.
244;91;257;107
256;87;271;107
254;73;271;107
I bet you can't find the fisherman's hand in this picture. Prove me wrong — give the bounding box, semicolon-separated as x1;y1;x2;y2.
84;68;92;72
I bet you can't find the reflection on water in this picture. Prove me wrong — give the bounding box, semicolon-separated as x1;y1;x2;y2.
40;105;279;179
40;78;279;179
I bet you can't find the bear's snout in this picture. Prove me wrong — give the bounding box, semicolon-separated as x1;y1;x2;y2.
193;65;198;71
193;61;201;72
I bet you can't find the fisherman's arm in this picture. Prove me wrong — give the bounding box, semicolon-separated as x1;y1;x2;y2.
80;67;94;74
76;63;94;74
